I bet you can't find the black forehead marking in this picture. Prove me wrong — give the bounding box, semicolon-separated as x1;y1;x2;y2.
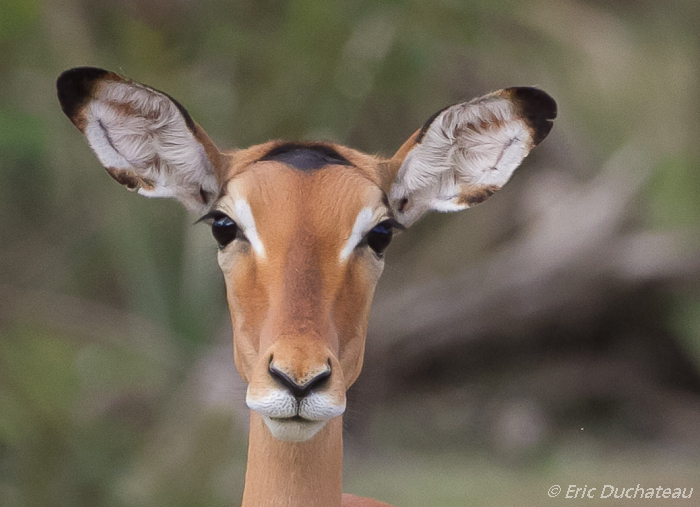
257;143;352;171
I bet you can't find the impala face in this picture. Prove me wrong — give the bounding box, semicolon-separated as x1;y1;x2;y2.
57;67;556;443
208;144;397;441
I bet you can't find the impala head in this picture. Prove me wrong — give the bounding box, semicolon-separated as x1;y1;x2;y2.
57;67;556;442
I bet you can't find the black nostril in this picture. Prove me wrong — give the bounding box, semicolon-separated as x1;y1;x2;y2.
304;368;331;393
268;364;331;399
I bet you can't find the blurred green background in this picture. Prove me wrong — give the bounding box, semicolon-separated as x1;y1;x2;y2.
1;0;700;505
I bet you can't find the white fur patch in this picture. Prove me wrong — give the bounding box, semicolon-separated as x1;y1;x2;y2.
261;416;327;442
246;388;345;442
246;388;346;421
246;389;298;419
299;391;346;420
339;207;374;261
390;92;535;226
233;199;266;258
83;80;218;213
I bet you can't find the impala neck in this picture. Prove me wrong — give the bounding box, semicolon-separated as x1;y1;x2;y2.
241;412;344;507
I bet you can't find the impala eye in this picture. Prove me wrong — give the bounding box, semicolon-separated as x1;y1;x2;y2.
212;215;239;248
366;220;395;256
198;211;239;249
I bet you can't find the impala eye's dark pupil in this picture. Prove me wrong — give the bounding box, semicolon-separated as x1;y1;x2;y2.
211;215;238;248
367;221;394;255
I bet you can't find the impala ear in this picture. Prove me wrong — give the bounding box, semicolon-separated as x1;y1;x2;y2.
386;87;557;227
57;67;224;213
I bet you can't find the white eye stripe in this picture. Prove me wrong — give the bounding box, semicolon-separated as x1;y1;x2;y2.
233;199;266;258
339;207;374;262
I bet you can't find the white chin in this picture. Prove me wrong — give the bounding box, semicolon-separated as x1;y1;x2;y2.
262;416;327;442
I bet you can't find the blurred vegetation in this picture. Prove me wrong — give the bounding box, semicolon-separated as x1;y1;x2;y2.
1;0;700;506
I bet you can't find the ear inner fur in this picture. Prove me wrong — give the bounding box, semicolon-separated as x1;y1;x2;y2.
56;67;223;213
386;87;557;226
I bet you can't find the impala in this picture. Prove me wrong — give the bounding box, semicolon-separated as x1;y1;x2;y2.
57;67;556;507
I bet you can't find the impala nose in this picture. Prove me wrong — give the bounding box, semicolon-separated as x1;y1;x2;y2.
268;361;331;399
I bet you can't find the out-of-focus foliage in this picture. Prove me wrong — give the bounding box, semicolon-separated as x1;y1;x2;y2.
1;1;700;506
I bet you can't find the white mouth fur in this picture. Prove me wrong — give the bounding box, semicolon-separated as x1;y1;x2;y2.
262;416;328;442
247;388;346;441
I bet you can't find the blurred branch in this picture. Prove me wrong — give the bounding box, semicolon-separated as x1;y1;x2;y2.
368;143;700;363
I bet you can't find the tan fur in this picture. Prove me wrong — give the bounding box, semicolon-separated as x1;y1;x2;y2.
242;414;344;507
213;148;390;506
217;149;386;389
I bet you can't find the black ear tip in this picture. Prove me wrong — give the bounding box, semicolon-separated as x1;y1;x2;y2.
511;87;558;119
56;67;110;121
508;87;557;145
